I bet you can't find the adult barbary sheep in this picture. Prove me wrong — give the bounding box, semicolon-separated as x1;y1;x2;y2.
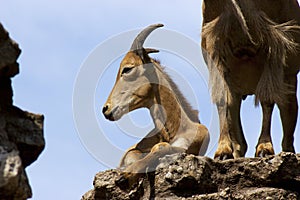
201;0;300;159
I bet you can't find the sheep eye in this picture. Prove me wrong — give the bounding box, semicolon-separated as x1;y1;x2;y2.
121;67;133;75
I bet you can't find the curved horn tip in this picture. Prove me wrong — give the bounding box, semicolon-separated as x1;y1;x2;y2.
152;23;164;28
130;23;164;52
156;23;164;27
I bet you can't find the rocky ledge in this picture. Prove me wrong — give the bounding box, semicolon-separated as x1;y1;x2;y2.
83;152;300;200
0;23;45;199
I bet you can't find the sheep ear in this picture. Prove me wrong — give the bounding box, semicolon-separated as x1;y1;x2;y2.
145;48;159;54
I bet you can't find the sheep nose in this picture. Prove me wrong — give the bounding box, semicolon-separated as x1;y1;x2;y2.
102;105;109;114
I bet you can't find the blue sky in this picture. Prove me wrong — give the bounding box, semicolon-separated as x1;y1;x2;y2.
0;1;299;199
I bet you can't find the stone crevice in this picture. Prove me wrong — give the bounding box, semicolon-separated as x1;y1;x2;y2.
82;152;300;200
0;23;45;200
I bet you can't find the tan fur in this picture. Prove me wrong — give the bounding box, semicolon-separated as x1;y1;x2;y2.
103;26;209;187
153;60;200;123
202;0;300;159
202;0;299;105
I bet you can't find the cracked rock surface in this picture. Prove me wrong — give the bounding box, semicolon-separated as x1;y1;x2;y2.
83;152;300;200
0;23;45;200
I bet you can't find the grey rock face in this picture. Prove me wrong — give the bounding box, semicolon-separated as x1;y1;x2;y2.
0;23;45;200
83;152;300;200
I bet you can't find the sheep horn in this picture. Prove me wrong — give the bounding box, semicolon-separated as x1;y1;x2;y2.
130;24;164;51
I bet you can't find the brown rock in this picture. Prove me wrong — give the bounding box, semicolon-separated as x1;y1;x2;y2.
0;23;45;199
0;23;20;78
0;78;13;107
0;149;31;200
83;152;300;200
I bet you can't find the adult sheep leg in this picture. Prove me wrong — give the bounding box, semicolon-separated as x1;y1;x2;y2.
278;75;298;153
215;92;247;160
256;102;275;157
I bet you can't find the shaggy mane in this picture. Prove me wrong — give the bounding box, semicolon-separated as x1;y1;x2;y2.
152;59;200;123
202;0;299;105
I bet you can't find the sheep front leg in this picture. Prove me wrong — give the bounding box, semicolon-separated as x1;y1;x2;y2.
120;129;162;168
214;92;247;160
255;102;275;157
116;142;184;189
119;145;145;168
278;75;298;153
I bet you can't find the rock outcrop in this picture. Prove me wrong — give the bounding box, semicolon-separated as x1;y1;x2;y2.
83;152;300;200
0;23;45;200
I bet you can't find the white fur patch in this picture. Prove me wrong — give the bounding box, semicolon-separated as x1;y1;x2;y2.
171;138;189;150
